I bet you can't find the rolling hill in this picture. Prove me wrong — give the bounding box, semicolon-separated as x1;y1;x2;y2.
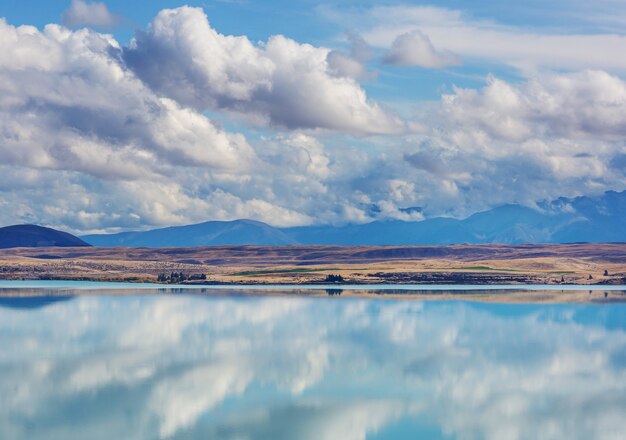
0;225;91;249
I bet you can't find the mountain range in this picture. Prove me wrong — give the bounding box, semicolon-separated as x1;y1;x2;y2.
83;219;296;247
81;190;626;247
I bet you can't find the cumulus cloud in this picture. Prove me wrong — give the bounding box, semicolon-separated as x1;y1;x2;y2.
0;19;256;175
0;18;336;230
62;0;119;29
442;70;626;141
398;70;626;215
383;30;460;68
123;7;402;134
2;8;626;232
0;10;428;232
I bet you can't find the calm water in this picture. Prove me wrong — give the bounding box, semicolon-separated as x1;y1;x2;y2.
0;287;625;439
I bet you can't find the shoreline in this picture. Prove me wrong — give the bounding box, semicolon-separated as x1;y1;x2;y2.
2;279;626;290
0;280;625;304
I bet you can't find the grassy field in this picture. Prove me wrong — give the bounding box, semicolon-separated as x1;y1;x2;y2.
232;268;346;276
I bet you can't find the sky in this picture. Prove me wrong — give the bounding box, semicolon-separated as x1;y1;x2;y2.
1;0;626;233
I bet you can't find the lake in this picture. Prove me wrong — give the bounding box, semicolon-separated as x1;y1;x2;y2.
0;284;625;439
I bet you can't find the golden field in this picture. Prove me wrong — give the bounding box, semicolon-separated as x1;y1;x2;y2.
0;243;624;286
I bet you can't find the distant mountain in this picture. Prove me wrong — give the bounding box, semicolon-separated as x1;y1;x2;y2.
0;225;91;249
82;219;297;247
81;190;626;247
548;191;626;243
283;217;471;246
286;192;625;245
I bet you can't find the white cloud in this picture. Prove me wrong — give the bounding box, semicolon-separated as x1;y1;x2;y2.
384;70;626;217
0;11;428;232
0;19;330;230
383;30;461;68
442;70;626;142
2;8;626;232
124;7;403;134
62;0;119;29
0;20;256;175
323;5;626;73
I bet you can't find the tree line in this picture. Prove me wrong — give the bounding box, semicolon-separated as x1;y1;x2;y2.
157;272;207;283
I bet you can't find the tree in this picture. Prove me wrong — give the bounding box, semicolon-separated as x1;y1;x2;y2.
325;274;344;283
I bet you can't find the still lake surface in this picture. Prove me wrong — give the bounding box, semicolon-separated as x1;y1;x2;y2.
0;283;625;439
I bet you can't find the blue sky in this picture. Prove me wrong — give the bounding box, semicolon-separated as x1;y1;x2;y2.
1;0;626;232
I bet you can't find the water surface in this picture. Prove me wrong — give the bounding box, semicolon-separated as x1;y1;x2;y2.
0;288;624;439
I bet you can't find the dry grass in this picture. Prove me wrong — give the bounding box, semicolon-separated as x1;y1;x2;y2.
0;243;624;286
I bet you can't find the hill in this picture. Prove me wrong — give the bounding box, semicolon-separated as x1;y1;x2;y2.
83;219;297;247
0;225;91;249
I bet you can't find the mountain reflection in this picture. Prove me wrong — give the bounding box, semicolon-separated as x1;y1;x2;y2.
0;293;624;439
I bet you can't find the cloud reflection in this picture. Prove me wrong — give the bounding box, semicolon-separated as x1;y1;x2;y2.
0;294;624;439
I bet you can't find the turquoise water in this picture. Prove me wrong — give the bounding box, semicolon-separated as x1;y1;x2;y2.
0;288;625;439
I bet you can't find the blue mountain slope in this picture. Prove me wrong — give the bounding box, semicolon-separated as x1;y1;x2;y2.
284;217;469;245
461;204;576;244
551;191;626;242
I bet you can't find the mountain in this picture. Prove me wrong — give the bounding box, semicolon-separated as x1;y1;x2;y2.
81;190;626;247
549;191;626;243
0;225;91;249
283;217;470;245
82;219;297;247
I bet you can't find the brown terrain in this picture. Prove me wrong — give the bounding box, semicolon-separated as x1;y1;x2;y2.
0;243;625;287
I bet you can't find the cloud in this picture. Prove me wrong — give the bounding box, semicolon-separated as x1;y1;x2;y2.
327;32;375;79
442;70;626;142
0;18;330;230
398;70;626;216
323;5;626;73
2;8;626;232
123;7;403;134
62;0;119;29
0;20;256;175
383;30;461;68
